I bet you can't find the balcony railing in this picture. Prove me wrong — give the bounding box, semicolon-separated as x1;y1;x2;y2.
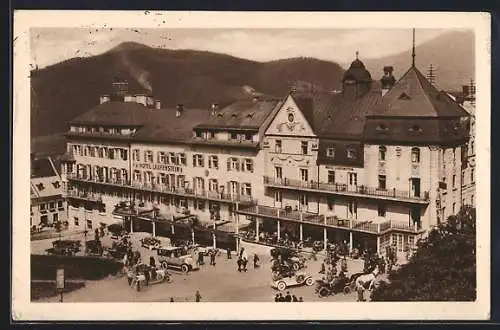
130;182;255;204
67;173;130;187
66;190;103;203
264;176;429;203
238;205;424;234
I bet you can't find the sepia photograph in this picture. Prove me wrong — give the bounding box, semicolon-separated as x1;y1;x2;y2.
12;11;490;320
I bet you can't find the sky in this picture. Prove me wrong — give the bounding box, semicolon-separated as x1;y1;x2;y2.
30;28;455;69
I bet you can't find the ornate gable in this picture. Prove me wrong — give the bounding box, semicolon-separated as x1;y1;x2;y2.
264;95;316;137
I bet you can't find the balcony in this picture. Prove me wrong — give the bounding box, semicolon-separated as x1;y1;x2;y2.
237;205;424;235
264;176;429;204
67;173;130;188
130;182;256;205
66;190;103;203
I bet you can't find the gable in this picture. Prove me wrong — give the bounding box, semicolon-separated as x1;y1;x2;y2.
264;95;316;137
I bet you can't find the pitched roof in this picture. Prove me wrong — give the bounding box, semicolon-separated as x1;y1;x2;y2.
195;99;281;130
70;101;152;126
290;91;344;133
31;157;58;178
30;156;63;200
132;108;212;143
368;66;470;118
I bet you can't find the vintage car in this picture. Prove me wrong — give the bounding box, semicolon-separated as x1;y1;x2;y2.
271;272;314;291
140;237;162;250
156;246;199;273
51;239;81;253
85;239;103;256
270;247;306;271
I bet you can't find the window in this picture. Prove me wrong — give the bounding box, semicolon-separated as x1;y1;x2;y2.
133;149;140;161
195;130;202;138
193;154;204;167
228;157;239;171
145;151;153;163
326;147;335;158
245;133;252;141
74;217;79;226
230;132;238;140
121;149;128;161
327;170;335;184
453;147;457;161
275;191;282;203
40;203;46;211
169;152;176;164
242;183;252;196
300;168;309;182
348;173;357;186
98;147;104;158
87;220;93;230
379;146;387;161
452;202;456;214
275;166;282;179
134;170;142;182
57;201;63;209
471;195;474;205
159;173;167;184
275;140;282;153
208;131;215;140
209;179;218;191
378;204;386;217
299;194;308;207
327;197;335;211
347;148;356;160
411;147;420;163
243;159;253;172
452;174;456;188
195;200;205;211
301;141;308;155
178;153;186;165
208;155;219;169
471;141;474;155
158;152;166;163
471;168;475;183
378;175;386;189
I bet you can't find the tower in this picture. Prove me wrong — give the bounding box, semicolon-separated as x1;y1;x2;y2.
342;51;372;100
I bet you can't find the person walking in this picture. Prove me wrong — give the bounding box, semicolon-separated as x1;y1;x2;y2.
195;290;202;302
274;294;280;302
298;297;304;302
285;291;292;302
278;293;285;302
170;297;174;302
227;247;232;259
253;253;260;269
198;250;204;266
240;247;248;272
292;295;298;302
210;250;216;266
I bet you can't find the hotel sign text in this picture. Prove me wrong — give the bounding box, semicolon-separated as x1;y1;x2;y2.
134;163;183;173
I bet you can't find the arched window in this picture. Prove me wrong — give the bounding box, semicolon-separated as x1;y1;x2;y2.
379;146;387;161
411;147;420;163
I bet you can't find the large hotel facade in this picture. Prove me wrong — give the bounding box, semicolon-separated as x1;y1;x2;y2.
59;53;474;259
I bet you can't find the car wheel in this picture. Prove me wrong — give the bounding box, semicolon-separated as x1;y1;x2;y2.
272;272;280;281
343;286;351;294
165;275;173;283
305;277;314;286
319;287;330;298
292;263;300;271
161;261;168;269
277;281;286;291
181;264;189;273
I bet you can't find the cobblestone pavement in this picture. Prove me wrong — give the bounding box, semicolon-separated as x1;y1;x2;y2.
34;232;375;303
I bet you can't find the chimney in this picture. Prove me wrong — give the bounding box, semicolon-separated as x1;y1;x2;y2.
155;100;161;110
380;66;396;96
210;103;219;116
135;94;148;107
176;104;184;118
112;80;129;97
100;95;111;104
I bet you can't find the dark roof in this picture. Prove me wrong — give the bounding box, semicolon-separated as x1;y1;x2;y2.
342;58;372;83
133;108;212;143
290;92;344;133
31;157;58;178
368;66;470;118
70;101;152;126
318;140;364;167
195;99;281;130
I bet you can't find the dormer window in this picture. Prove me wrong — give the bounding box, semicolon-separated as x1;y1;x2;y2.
246;112;255;119
398;92;412;100
326;147;335;158
231;113;238;118
409;125;423;133
195;130;202;138
347;148;357;160
217;112;224;118
376;124;389;132
52;181;60;189
36;183;45;191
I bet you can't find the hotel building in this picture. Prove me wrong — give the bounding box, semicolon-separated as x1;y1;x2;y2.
60;55;472;257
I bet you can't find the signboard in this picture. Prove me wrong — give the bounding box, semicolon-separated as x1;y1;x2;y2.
56;268;65;290
134;163;183;173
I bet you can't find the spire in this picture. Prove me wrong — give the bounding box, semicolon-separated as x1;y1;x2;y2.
355;50;359;60
412;28;416;67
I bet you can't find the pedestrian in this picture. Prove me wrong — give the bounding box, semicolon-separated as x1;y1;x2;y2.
198;250;204;266
298;297;303;302
292;295;298;302
227;247;232;259
170;297;174;302
240;247;248;272
341;256;348;273
278;293;285;302
210;250;216;266
195;290;202;302
149;256;156;268
285;291;292;302
253;253;260;268
274;294;280;302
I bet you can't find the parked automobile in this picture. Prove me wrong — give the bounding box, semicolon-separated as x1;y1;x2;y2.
140;237;161;250
52;239;81;253
156;246;199;273
271;271;314;291
85;239;103;256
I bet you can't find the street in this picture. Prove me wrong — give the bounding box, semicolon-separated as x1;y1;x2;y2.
33;232;367;303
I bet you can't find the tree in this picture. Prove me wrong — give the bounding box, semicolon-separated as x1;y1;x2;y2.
371;206;476;301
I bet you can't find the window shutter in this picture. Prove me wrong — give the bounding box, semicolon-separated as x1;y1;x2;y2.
193;155;196;167
240;184;245;196
227;158;231;171
236;159;240;171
